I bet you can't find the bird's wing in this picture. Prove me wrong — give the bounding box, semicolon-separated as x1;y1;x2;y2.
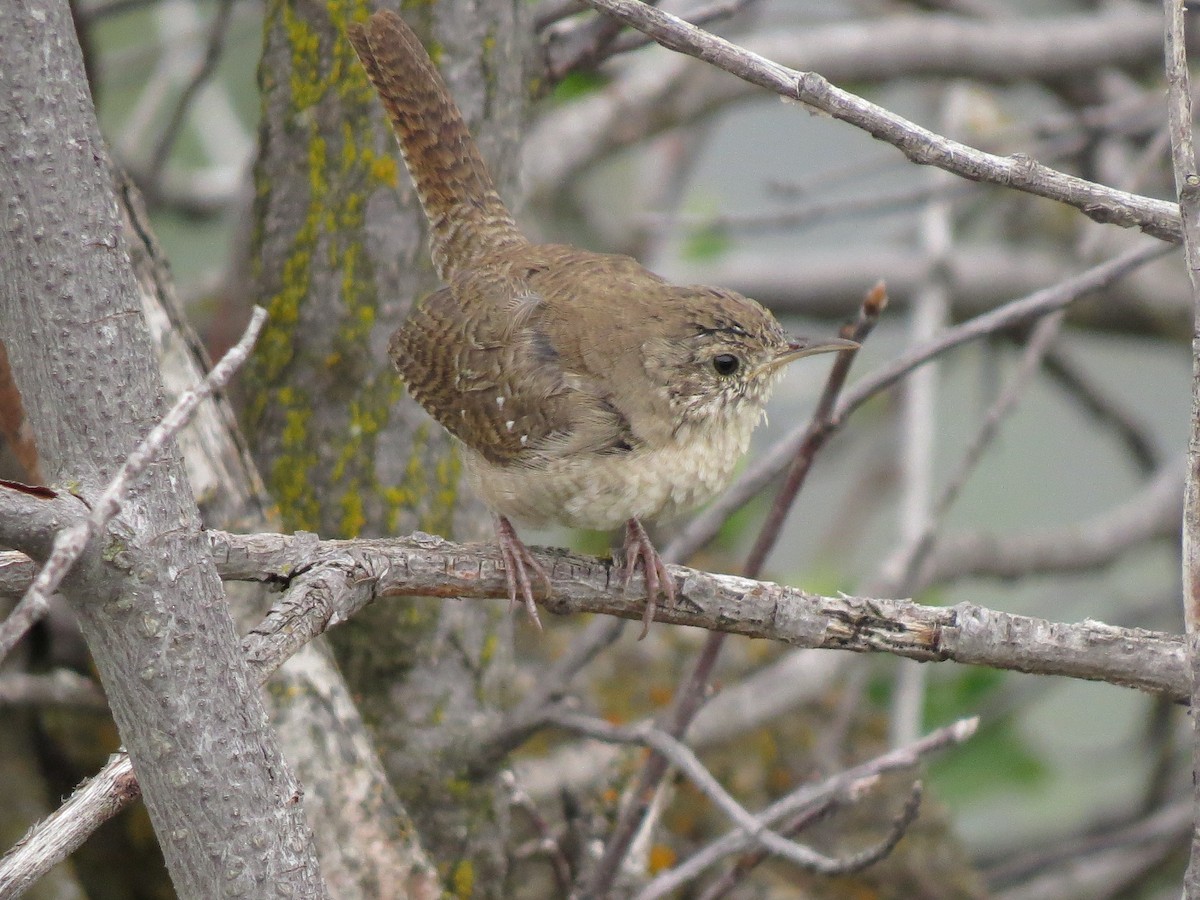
390;273;636;466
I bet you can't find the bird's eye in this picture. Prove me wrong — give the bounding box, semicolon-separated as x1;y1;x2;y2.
712;353;740;376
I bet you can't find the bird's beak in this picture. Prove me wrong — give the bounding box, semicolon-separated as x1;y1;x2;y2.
761;336;859;374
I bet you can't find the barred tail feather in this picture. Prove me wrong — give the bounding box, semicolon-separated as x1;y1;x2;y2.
348;11;527;281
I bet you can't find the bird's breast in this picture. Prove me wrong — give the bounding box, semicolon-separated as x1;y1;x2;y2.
462;411;760;531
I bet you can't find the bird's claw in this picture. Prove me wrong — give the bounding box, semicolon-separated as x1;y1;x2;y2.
495;515;550;629
622;518;675;640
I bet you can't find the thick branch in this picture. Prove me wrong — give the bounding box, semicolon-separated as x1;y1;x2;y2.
203;530;1189;701
0;3;326;894
1;526;1190;702
0;520;1187;889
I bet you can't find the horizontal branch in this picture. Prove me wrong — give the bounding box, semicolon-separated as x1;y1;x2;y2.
0;526;1187;700
209;530;1188;702
1;521;1186;887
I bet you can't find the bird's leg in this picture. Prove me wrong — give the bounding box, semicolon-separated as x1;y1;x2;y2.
621;518;676;640
494;514;550;629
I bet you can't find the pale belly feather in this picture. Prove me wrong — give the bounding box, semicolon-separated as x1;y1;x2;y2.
463;413;759;531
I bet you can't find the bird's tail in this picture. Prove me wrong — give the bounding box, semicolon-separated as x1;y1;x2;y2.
348;11;527;281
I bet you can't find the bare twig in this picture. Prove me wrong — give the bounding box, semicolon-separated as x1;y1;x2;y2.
600;0;757;64
545;0;756;81
697;783;923;900
638;718;976;898
745;284;885;578
0;307;268;666
1162;0;1200;894
543;2;629;82
550;711;923;876
526;9;1173;207
0;754;139;898
502;771;574;894
550;713;845;870
693;798;839;900
576;0;1182;241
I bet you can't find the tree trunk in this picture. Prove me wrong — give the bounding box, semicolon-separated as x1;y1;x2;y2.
121;170;439;897
0;1;327;895
245;0;532;890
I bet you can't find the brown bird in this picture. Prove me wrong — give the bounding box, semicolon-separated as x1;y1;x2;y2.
348;11;855;636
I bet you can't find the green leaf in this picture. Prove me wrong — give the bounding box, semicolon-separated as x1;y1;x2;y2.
681;226;731;262
552;70;609;102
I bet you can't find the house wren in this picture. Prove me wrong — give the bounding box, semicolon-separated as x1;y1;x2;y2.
348;11;855;636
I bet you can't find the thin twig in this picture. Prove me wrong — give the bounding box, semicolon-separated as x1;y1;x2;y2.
502;771;574;893
601;0;757;62
695;783;923;899
638;719;976;898
579;0;1182;241
543;2;630;82
694;798;840;900
0;305;266;667
0;753;139;898
550;711;923;875
545;0;755;81
1162;0;1200;894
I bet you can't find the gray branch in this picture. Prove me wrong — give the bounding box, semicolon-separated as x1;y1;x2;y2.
0;517;1186;887
203;530;1189;700
568;0;1181;241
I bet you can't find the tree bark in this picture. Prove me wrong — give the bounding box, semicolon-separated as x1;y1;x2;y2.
120;170;439;897
244;0;532;890
0;1;327;895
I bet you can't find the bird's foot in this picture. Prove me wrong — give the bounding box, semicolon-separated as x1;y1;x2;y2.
494;515;551;629
621;518;675;640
